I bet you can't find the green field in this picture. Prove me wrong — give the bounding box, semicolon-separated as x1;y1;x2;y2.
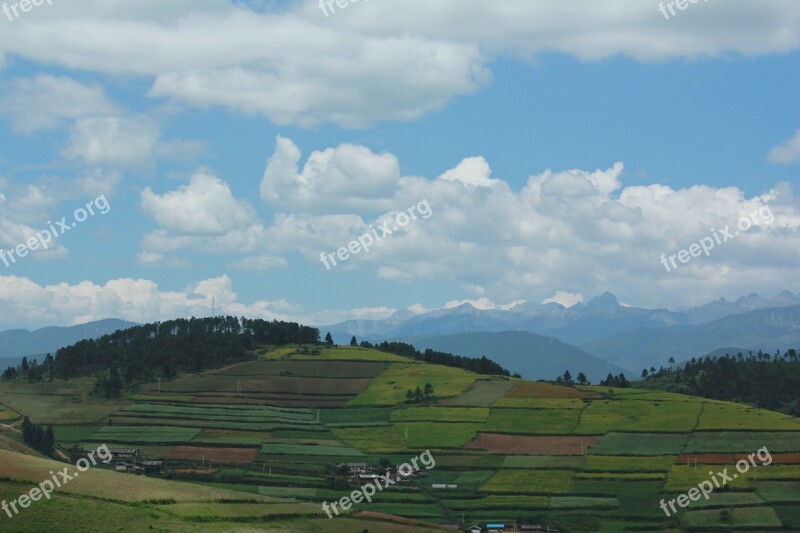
212;359;392;378
390;406;489;423
589;432;688;455
262;346;411;363
575;399;702;433
319;407;392;426
442;495;549;510
480;469;573;494
584;455;676;472
549;496;618;509
260;443;365;456
502;455;586;469
348;363;478;406
3;343;800;532
484;407;581;434
92;425;201;443
665;464;751;490
393;421;483;448
0;404;19;421
684;431;800;453
438;379;517;407
755;481;800;502
681;506;783;528
493;397;586;409
331;426;408;452
696;401;800;431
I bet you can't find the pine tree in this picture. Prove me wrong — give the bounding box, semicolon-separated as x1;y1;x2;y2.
423;382;434;400
41;426;55;457
350;336;358;347
325;332;334;346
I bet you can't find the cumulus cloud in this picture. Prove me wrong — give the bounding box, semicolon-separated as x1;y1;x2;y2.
260;136;402;214
438;157;499;188
0;1;797;128
0;273;396;329
767;130;800;164
142;172;258;234
252;138;800;307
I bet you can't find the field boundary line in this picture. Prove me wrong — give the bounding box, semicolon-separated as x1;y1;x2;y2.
692;401;707;432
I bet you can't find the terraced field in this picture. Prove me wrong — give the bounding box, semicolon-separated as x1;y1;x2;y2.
2;346;799;532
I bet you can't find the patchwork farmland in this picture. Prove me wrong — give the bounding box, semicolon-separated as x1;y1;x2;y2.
1;345;800;531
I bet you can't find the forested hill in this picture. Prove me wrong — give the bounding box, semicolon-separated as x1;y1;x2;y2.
2;317;319;385
1;317;511;395
638;348;800;416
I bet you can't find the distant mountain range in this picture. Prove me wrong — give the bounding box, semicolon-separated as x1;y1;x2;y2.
325;291;800;375
3;291;799;383
403;331;628;383
582;304;800;370
0;319;138;367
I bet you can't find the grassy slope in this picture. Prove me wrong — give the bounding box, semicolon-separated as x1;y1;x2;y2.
2;345;800;532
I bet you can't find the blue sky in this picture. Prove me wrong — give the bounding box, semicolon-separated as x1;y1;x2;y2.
0;0;799;329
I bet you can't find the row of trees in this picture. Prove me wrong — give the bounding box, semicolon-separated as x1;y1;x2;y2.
1;354;54;382
555;370;589;386
360;339;512;376
323;334;513;377
405;383;434;403
599;373;630;388
640;349;800;415
21;417;55;457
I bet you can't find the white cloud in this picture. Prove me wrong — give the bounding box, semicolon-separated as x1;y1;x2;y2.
137;252;190;268
64;116;161;168
767;130;800;164
261;136;402;214
437;157;499;188
228;255;289;271
142;172;258;234
254;138;800;307
0;273;398;329
542;291;584;308
0;1;796;128
0;75;119;134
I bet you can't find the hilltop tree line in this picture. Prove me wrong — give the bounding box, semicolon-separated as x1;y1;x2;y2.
639;349;800;416
1;354;55;383
2;317;319;394
2;319;513;400
355;339;512;376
